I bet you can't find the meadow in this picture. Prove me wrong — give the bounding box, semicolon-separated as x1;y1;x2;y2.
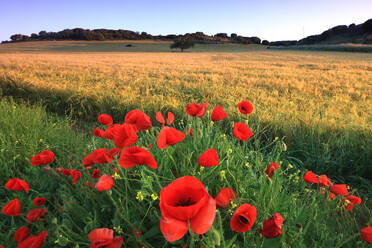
0;41;371;247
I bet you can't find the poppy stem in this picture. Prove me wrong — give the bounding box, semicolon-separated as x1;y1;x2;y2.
334;233;360;248
217;210;226;247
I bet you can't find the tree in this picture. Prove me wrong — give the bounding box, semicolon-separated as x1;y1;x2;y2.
170;38;195;52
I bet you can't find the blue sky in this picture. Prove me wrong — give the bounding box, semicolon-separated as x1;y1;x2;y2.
0;0;371;42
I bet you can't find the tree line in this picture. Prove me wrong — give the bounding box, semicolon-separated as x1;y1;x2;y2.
3;28;266;45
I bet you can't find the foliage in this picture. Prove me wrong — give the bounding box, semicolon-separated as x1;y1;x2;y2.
170;38;195;52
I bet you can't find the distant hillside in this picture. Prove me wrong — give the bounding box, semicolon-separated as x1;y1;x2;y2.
270;18;372;46
2;29;262;45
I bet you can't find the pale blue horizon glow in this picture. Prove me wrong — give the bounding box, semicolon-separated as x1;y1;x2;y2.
0;0;371;42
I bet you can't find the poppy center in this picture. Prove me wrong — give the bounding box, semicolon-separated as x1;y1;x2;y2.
241;106;246;111
175;197;196;207
239;215;249;224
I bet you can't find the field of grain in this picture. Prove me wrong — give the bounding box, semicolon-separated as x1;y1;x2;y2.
0;46;371;189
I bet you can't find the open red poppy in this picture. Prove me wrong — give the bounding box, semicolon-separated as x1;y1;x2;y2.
98;114;113;126
157;127;186;149
329;184;348;196
2;198;21;216
211;105;227;122
113;123;138;148
265;162;279;178
319;175;332;187
5;178;29;193
233;123;254;141
186;102;207;117
159;176;216;242
95;174;114;191
237;101;253;114
17;230;48;248
88;228;123;248
215;188;237;208
118;146;157;169
230;203;256;232
30;150;54;166
124;109;152;132
361;227;372;244
198;149;219;167
33;197;46;206
14;226;30;243
26;208;47;223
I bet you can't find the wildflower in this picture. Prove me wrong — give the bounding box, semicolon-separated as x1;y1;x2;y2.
245;162;251;168
102;124;121;140
83;148;113;169
330;184;348;196
30;150;54;166
113;226;123;235
113;123;138;148
88;228;123;248
118;146;157;169
230;204;256;232
151;193;158;201
156;112;165;126
33;197;46;206
62;168;71;176
70;169;82;185
113;172;121;179
304;171;319;184
93;129;105;137
17;230;48;248
159;176;216;242
136;191;144;201
92;169;101;179
287;163;293;169
157;127;185;149
227;148;233;154
124;109;152;132
14;226;30;243
98;114;113;125
108;148;121;159
2;198;21;216
185;102;208;117
167;112;175;125
265;162;279;178
259;213;284;238
220;170;226;180
134;229;142;238
26;208;47;223
198;149;219;167
215;188;237;208
361;227;372;244
319;175;332;187
237;101;253;114
5;178;29;193
95;174;114;191
233;122;254;141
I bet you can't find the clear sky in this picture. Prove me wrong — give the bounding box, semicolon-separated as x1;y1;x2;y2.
0;0;371;42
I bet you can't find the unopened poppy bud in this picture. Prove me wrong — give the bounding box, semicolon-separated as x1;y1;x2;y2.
210;227;221;245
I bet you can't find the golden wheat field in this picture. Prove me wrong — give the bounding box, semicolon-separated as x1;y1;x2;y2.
0;51;371;135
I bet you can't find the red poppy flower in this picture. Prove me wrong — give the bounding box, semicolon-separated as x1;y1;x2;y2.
5;178;29;193
62;168;71;176
190;128;193;136
159;176;216;242
134;228;142;238
319;175;332;187
265;162;279;178
215;188;237;208
30;150;54;166
124;109;152;132
237;101;253;114
33;197;46;206
26;208;47;223
83;148;113;168
230;203;256;232
55;167;63;174
102;124;121;140
17;230;48;248
233;123;253;141
118;146;157;169
156;112;165;126
15;226;30;243
361;227;372;244
94;129;105;137
157;127;186;149
92;169;101;179
113;123;138;148
108;148;121;159
71;169;82;185
329;184;348;196
346;195;362;205
211;105;227;122
186;102;207;117
95;174;114;191
198;149;219;167
2;198;21;216
328;193;336;201
98;114;113;126
88;228;123;248
167;112;175;125
303;171;319;184
259;213;284;238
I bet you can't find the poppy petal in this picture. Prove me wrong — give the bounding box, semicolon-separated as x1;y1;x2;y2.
189;196;216;234
160;215;188;242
